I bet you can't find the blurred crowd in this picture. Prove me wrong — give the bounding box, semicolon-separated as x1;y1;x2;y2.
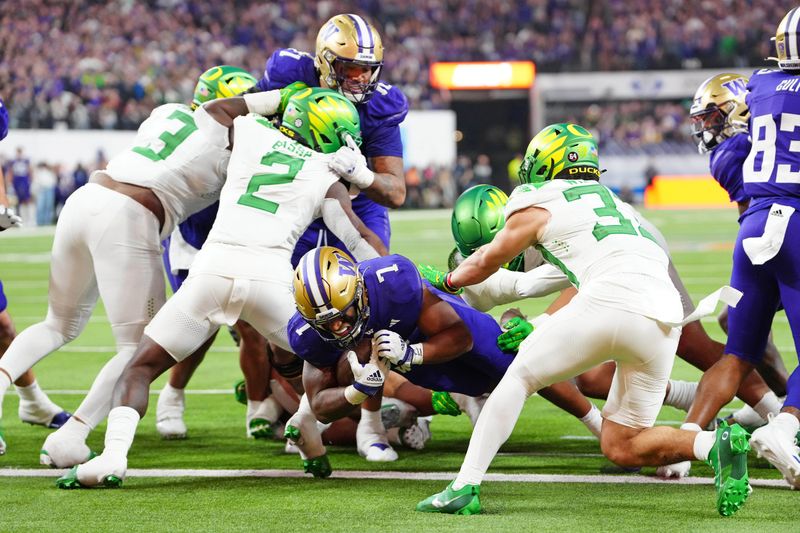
1;0;786;129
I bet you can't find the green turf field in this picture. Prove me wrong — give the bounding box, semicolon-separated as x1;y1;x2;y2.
0;208;797;531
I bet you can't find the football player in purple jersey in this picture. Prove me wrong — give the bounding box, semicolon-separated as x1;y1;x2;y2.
689;8;800;489
684;73;789;431
0;97;70;456
159;14;409;450
286;247;602;477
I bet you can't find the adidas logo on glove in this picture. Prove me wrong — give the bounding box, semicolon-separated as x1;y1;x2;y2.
366;371;383;384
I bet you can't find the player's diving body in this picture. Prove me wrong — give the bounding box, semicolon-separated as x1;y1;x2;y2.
416;123;750;517
285;246;603;478
56;87;387;489
0;96;70;455
688;8;800;489
156;15;409;459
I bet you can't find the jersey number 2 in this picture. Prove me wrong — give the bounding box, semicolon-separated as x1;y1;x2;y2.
237;152;305;214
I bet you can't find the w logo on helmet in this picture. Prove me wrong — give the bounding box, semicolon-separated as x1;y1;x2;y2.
721;78;747;97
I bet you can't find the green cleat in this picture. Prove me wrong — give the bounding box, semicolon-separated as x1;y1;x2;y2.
302;454;332;479
416;481;482;515
707;422;751;517
55;466;123;490
233;380;247;405
247;418;274;440
284;424;301;441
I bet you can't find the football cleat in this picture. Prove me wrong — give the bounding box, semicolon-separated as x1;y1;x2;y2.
356;426;398;462
284;424;331;478
656;460;691;479
416;481;482;515
155;388;187;440
380;397;418;430
399;417;432;450
247;417;275;440
56;453;126;489
0;426;6;455
707;422;751;516
751;421;800;490
233;379;247;405
40;430;94;468
19;399;72;429
302;455;333;479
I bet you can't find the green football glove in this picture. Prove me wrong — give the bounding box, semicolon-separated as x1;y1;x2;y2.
496;317;534;353
278;81;309;114
417;264;462;294
431;391;462;416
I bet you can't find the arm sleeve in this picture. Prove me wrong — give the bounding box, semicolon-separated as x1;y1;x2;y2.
320;198;380;262
460;265;568;312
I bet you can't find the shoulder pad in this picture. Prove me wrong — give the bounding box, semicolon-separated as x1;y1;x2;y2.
262;49;318;91
363;84;409;127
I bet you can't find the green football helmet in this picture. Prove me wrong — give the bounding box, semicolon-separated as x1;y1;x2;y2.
279;87;362;154
451;185;509;257
192;65;258;109
518;123;600;184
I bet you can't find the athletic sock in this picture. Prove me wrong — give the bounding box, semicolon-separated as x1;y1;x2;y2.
15;380;51;405
247;396;282;422
663;380;698;412
160;383;184;405
692;430;716;462
59;416;92;441
104;406;140;458
579;404;603;438
360;406;383;433
752;391;782;421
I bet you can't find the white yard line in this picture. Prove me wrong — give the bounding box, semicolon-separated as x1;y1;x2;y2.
0;468;789;488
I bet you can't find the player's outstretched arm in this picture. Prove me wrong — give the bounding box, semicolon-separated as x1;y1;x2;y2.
323;181;388;260
450;206;548;289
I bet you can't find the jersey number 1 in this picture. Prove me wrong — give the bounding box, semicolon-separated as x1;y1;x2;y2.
237;153;305;214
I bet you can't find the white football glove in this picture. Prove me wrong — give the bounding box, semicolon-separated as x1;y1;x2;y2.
0;205;22;231
346;350;388;398
328;136;375;189
371;329;423;373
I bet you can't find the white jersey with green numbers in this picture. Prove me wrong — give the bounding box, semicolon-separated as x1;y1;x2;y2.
191;114;338;280
505;179;683;324
105;104;230;238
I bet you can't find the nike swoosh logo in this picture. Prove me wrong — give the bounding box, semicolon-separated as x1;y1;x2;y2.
432;494;461;508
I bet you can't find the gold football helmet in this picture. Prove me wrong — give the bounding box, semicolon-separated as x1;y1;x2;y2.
689;73;749;153
293;246;369;348
771;7;800;71
315;14;384;104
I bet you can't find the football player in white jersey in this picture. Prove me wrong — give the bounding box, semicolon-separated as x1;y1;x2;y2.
0;66;264;466
416;124;751;517
56;87;387;489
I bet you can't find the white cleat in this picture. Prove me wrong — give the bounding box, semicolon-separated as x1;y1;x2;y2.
75;453;127;488
40;429;93;468
156;389;187;440
751;423;800;489
380;397;418;429
18;399;70;428
356;423;398;462
399;417;432;450
656;460;691;479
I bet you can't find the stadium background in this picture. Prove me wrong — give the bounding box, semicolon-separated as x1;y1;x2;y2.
2;1;798;529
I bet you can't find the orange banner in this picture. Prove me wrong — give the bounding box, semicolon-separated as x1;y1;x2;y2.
429;61;535;90
644;175;735;209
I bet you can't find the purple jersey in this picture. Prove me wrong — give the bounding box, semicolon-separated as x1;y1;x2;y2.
743;69;800;211
709;133;749;204
288;255;514;396
0;280;7;313
0;97;8;141
260;48;407;265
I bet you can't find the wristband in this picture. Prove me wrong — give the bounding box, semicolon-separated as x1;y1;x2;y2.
443;272;460;294
242;90;281;116
410;343;424;365
344;385;369;405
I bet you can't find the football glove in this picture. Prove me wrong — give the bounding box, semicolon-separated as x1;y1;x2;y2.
372;329;422;373
417;264;462;295
0;205;22;231
496;317;534;353
278;81;309;115
431;391;462;416
346;350;388;397
328;136;375;189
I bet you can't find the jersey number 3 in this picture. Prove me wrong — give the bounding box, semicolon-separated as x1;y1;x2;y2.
237;152;305;214
132;109;198;162
563;183;656;242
